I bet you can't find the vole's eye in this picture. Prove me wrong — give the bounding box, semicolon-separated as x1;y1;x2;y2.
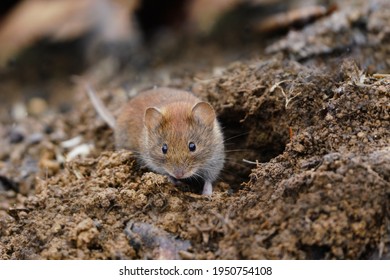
188;142;196;152
162;143;168;154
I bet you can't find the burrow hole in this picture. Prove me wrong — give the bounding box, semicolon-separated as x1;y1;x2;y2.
218;108;289;190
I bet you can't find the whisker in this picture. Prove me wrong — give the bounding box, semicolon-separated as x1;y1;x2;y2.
224;149;251;153
224;155;260;162
192;172;204;183
223;132;250;143
222;159;259;170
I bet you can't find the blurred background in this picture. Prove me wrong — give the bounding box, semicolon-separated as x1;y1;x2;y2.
0;0;341;107
0;0;335;67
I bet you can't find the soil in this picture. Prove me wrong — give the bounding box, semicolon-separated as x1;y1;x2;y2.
0;0;389;259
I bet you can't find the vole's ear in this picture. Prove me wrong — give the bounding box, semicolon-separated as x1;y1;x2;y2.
145;107;163;129
192;102;216;126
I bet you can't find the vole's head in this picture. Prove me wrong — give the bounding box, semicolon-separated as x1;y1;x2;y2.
141;101;224;182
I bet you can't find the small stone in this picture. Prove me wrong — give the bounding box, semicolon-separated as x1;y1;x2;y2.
9;129;25;143
27;133;44;144
377;85;386;93
44;125;54;134
357;131;365;138
293;143;305;153
325;113;334;121
66;143;94;160
61;136;83;149
11;103;28;120
28;97;48;116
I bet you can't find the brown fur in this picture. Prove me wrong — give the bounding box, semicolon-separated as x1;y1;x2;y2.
89;86;225;195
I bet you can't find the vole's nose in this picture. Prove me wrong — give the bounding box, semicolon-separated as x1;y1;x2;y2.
173;168;185;179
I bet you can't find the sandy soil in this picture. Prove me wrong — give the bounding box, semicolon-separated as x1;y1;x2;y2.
0;0;389;259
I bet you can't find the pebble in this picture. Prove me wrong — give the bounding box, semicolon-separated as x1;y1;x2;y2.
377;85;386;93
9;128;25;143
357;131;365;138
27;133;44;144
61;136;83;149
66;143;94;161
293;143;305;153
325;113;334;121
11;103;27;120
28;97;48;116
